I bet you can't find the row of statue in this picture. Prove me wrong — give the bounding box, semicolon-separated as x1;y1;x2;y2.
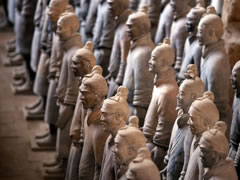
3;0;240;180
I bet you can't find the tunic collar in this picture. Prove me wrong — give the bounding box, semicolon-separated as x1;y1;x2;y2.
130;33;152;51
62;33;82;52
154;68;176;86
86;107;102;126
202;39;225;59
203;158;234;179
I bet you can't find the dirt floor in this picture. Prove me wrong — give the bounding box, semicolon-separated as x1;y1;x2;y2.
0;26;55;180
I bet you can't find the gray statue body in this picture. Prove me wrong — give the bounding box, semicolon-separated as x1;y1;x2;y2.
7;0;15;24
33;7;50;97
13;0;37;93
55;12;83;166
140;0;161;39
15;0;37;56
107;11;130;79
170;16;188;71
84;0;99;41
30;0;48;72
123;33;154;126
178;7;206;82
56;33;83;161
230;96;240;159
44;33;63;127
200;39;232;135
178;38;202;80
198;10;232;137
166;109;190;180
35;1;72;156
107;5;131;98
123;7;154;126
154;3;173;44
229;61;240;177
93;0;115;77
170;0;191;72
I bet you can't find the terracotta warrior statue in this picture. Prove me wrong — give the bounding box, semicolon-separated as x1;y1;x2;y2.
35;0;69;150
45;11;82;175
178;7;206;82
123;5;154;127
93;0;115;77
140;0;161;39
229;60;240;177
170;0;191;72
199;128;238;179
30;0;48;73
154;2;174;44
126;147;161;180
106;0;131;98
65;41;97;180
143;38;178;171
198;6;232;137
113;116;146;180
7;0;37;94
84;0;99;42
23;0;50;120
160;64;204;180
99;86;130;180
78;66;109;180
184;91;219;180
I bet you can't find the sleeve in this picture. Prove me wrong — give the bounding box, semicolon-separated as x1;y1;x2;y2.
33;0;43;26
115;28;130;84
143;95;158;142
174;24;188;70
99;5;115;48
208;59;230;107
49;34;64;78
230;99;240;151
122;56;134;104
207;57;232;125
153;94;176;147
40;9;50;52
69;97;83;139
85;0;98;36
64;53;79;106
